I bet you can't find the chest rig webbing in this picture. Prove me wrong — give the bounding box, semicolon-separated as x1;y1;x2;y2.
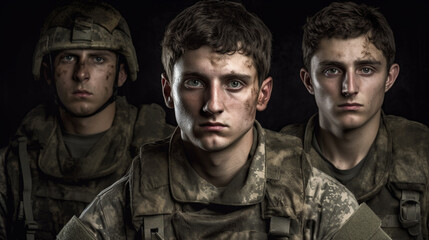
369;117;426;240
130;130;310;240
292;114;427;240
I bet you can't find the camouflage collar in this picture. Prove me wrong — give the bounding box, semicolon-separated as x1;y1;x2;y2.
169;121;266;205
304;112;392;201
35;96;137;180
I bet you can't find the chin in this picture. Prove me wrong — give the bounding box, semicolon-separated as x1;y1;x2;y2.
339;118;366;131
197;138;229;152
65;105;95;117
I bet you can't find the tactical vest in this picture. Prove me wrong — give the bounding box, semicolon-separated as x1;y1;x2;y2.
12;132;134;240
282;113;429;240
363;115;428;240
7;99;175;240
128;130;311;240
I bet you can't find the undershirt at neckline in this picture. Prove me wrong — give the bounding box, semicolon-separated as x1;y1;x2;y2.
62;130;107;158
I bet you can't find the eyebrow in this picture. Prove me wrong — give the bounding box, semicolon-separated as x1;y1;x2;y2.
181;71;252;82
318;59;383;68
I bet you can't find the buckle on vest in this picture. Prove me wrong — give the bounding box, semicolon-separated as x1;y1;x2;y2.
269;216;291;238
143;215;164;240
399;190;421;237
25;220;38;234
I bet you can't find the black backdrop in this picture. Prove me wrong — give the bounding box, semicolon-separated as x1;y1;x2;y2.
1;0;429;148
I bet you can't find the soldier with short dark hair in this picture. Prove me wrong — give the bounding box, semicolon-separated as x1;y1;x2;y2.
281;1;429;239
0;1;174;239
57;1;389;239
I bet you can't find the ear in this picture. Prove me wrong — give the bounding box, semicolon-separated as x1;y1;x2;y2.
300;67;314;95
117;63;128;87
256;77;273;111
42;62;53;85
385;63;399;92
161;73;174;109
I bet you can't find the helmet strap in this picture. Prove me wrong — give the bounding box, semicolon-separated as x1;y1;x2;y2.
48;53;119;118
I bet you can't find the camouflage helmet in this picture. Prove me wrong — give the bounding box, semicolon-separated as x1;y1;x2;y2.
32;0;139;81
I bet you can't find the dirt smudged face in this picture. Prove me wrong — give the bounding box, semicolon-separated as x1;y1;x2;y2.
52;49;119;117
166;46;267;152
306;35;397;134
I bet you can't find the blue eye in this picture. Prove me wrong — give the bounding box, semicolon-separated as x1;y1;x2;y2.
184;79;204;88
360;67;373;74
63;55;75;62
94;56;104;63
324;68;339;75
227;80;243;89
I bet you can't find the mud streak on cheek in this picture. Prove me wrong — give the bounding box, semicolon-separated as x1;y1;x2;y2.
55;68;67;80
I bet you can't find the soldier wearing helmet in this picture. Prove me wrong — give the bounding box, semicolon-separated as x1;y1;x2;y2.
0;1;174;239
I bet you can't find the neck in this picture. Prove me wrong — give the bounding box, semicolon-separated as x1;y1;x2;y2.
317;111;381;170
184;127;254;187
60;102;116;135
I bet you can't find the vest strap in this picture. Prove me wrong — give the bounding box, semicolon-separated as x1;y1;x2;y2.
56;216;96;240
143;215;164;240
400;190;422;238
18;137;37;240
332;203;390;240
269;216;291;238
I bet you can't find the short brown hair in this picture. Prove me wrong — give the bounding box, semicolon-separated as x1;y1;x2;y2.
161;0;272;85
302;1;396;71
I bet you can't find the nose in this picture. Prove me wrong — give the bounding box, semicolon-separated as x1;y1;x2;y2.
73;60;90;82
202;83;224;115
341;72;359;97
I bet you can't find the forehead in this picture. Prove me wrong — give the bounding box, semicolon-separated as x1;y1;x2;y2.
173;46;256;79
313;36;386;65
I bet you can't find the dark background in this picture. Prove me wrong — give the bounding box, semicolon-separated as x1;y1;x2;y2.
1;0;429;148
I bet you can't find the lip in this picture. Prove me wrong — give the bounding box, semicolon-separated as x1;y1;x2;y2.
72;90;92;97
338;102;363;110
199;122;227;131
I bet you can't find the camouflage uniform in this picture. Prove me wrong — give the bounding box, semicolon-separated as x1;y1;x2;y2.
0;96;174;239
57;121;388;240
281;112;429;240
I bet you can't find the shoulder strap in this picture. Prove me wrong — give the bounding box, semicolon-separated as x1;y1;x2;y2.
332;203;390;240
130;140;171;240
263;129;309;238
18;137;37;240
56;216;96;240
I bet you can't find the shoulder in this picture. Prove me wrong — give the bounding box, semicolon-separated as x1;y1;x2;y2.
264;127;303;149
137;137;170;159
129;138;170;189
384;114;429;139
132;103;175;147
304;167;359;238
78;176;130;233
384;115;429;158
383;115;429;184
306;167;358;207
115;96;137;111
137;103;169;119
263;128;305;173
279;114;317;141
279;122;306;139
18;104;51;130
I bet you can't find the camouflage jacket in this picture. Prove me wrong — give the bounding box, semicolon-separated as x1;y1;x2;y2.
0;96;175;240
280;112;429;240
56;121;382;240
